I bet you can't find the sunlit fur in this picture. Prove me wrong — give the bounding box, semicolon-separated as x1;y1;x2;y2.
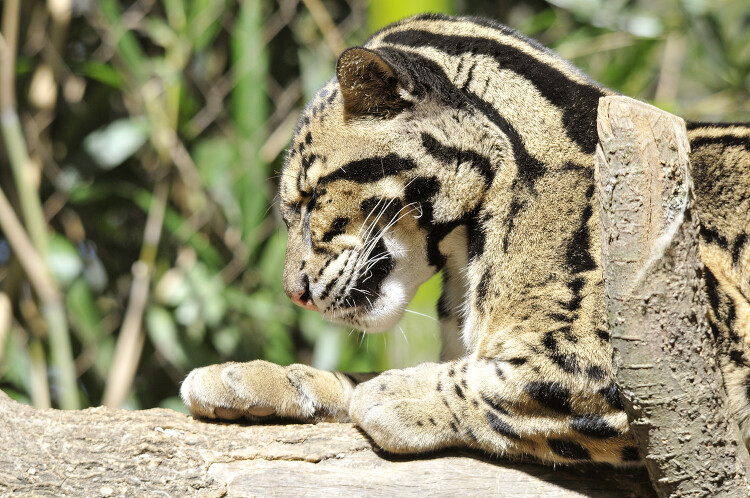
183;14;750;465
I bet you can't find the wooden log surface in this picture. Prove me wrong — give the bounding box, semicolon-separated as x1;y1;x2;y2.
595;95;750;496
0;391;654;497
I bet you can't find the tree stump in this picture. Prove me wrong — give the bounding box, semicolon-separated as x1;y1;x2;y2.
595;95;750;497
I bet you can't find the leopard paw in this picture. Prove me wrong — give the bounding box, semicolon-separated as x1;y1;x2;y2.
349;365;458;453
180;360;353;422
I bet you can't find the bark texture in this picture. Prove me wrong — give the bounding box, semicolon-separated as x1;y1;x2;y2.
595;95;750;497
0;390;653;497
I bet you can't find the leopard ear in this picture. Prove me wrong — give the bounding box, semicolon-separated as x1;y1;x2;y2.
336;48;411;119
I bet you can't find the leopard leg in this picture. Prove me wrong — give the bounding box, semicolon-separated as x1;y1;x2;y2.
349;358;637;464
180;360;374;422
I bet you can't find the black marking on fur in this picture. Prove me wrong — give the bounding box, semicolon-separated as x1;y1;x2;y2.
543;331;557;351
548;312;572;323
730;350;747;366
437;292;451;319
732;233;747;266
327;89;338;105
376;48;546;192
485;410;520;439
700;225;730;250
319;274;338;301
482;394;509;415
596;329;610;342
360;197;382;220
420;132;494;184
621;446;641;462
508;357;528;366
599;383;623;410
548;439;591;460
566;203;596;274
565;277;586;312
688;134;750;151
301;153;317;174
320;154;416;185
550;353;580;374
494;361;505;379
321;217;350;243
429;417;437;425
380;29;604;153
466;213;486;261
704;267;720;314
450;421;459;433
571;414;620;438
350;237;394;309
525;381;572;413
561;327;577;344
476;269;491;307
317;258;333;277
585;365;606;381
502;196;524;252
404;175;474;269
454;384;465;399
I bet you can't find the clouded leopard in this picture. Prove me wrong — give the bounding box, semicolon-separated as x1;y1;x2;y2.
181;14;750;465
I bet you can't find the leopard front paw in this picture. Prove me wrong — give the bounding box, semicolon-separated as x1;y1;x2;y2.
180;360;353;422
349;366;457;453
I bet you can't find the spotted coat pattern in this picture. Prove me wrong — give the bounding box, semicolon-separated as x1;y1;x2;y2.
181;14;750;465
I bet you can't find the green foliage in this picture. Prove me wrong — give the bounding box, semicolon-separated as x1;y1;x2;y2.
0;0;747;409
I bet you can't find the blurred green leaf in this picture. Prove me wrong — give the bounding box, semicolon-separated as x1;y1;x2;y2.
133;189;224;269
99;0;150;81
232;0;270;245
212;326;241;356
84;118;150;170
311;329;343;371
193;137;241;225
47;234;83;287
368;0;455;31
82;62;125;89
1;329;32;403
143;18;178;49
66;278;103;344
188;0;232;50
146;305;190;369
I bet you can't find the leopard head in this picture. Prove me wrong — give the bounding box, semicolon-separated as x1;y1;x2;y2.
279;45;493;332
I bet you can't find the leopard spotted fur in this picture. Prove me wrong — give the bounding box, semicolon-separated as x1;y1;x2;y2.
181;14;750;465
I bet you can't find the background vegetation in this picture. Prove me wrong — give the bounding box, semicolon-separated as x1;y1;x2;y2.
0;0;748;411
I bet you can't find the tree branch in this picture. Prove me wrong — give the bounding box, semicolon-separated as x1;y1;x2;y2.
0;391;654;496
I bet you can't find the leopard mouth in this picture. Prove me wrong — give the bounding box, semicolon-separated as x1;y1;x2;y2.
316;237;400;331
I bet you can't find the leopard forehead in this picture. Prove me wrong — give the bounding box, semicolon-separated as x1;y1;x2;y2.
280;85;418;209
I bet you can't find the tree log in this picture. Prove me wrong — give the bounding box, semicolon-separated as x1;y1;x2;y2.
0;391;653;496
595;95;750;496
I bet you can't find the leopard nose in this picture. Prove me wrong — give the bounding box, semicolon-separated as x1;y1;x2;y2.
289;276;318;311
